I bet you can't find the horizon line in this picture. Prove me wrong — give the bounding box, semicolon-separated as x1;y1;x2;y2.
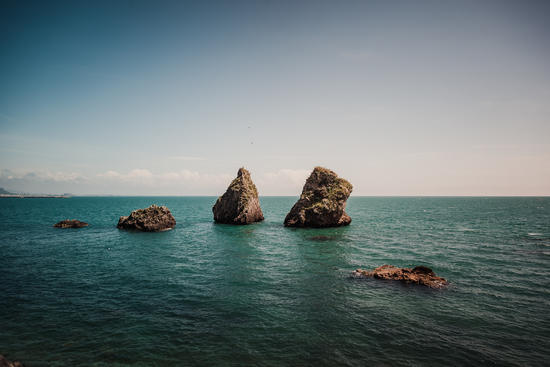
64;194;550;198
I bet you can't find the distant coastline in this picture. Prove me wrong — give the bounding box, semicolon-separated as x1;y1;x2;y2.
0;187;72;198
0;194;71;198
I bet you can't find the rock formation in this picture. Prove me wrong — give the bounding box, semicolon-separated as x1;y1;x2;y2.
212;167;264;224
284;166;352;228
117;204;176;231
53;219;89;228
0;355;24;367
351;265;448;288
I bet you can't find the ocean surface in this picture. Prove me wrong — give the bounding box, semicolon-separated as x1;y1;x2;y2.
1;197;549;366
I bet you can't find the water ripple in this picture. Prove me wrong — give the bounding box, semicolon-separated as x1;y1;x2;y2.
0;196;549;365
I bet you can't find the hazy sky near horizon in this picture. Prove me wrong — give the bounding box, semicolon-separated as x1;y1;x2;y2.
1;0;549;195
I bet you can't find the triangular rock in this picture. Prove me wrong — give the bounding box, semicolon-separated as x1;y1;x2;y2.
213;167;264;224
284;166;352;227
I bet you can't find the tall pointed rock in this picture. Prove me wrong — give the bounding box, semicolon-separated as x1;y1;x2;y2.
284;167;352;228
213;168;264;224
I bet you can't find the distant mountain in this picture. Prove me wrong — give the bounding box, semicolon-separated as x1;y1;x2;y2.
0;187;14;195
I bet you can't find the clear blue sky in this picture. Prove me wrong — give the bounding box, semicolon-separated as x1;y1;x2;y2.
1;0;549;195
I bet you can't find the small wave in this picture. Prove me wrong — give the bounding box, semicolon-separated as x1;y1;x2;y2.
308;235;340;241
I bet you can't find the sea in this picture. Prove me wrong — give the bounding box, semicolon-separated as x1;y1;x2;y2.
1;197;549;366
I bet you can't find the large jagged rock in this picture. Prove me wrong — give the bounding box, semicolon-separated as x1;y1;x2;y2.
284;167;352;228
53;219;88;228
213;167;264;224
351;265;449;289
0;355;24;367
117;204;176;231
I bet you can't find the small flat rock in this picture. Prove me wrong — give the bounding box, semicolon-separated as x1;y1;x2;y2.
117;204;176;232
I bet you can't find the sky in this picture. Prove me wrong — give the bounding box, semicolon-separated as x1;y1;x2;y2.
1;0;549;196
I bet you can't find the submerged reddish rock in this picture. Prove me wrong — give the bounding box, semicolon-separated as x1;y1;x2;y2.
53;219;88;228
0;355;24;367
351;265;448;288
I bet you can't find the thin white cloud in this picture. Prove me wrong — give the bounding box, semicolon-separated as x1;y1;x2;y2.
167;156;206;161
0;167;239;195
0;169;86;182
263;169;310;186
97;170;121;178
97;169;153;180
96;169;232;187
256;168;311;195
1;167;310;195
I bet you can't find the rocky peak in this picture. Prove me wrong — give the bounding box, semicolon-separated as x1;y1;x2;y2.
213;167;264;224
284;166;352;227
237;167;247;177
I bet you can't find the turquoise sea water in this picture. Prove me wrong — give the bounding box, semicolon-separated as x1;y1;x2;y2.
1;197;549;366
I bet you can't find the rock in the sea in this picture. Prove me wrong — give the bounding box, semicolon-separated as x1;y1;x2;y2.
53;219;88;228
117;204;176;231
351;265;448;288
0;355;24;367
213;167;264;224
284;166;352;228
